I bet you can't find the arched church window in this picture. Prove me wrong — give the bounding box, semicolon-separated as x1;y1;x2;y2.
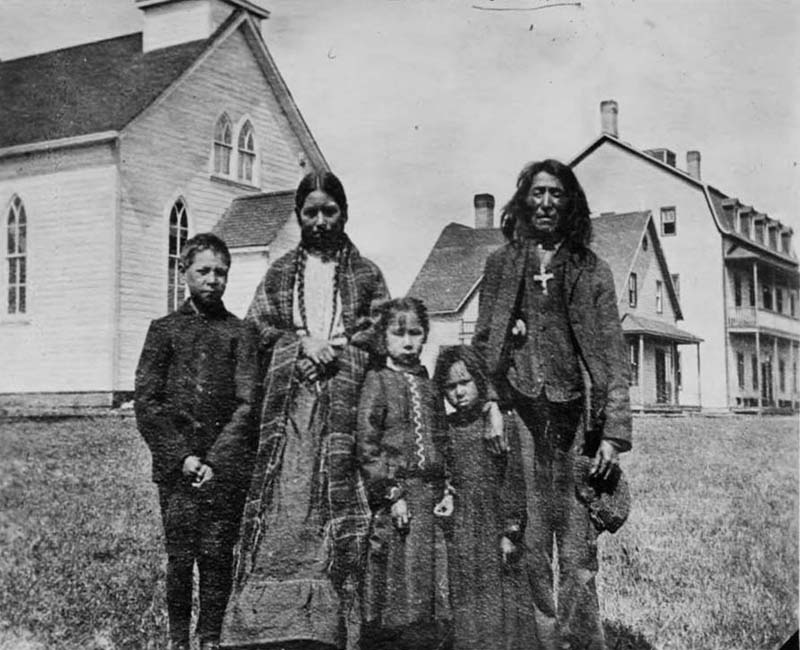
6;195;26;314
167;199;189;312
213;113;233;175
237;120;256;183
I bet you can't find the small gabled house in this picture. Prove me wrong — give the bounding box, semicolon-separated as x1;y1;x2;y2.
408;198;701;410
572;100;800;411
0;0;326;410
212;189;299;315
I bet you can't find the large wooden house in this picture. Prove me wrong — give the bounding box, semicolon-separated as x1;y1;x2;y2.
408;198;702;411
0;0;326;410
573;100;800;411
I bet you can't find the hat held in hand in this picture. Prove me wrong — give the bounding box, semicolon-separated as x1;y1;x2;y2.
573;455;631;534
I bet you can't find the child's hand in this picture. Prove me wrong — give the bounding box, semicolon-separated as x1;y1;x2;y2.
192;462;214;488
433;493;454;518
500;535;517;565
182;455;203;480
483;401;509;456
390;498;410;532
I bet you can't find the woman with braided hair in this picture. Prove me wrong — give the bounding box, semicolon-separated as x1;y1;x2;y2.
218;171;389;650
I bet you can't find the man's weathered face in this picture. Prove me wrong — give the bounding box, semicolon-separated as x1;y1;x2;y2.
524;171;568;239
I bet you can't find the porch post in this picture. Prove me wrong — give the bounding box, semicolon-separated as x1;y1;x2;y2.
639;334;645;407
756;331;762;412
696;341;701;408
773;336;779;407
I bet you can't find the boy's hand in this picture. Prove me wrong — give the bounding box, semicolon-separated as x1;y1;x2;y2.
182;455;203;480
192;463;214;488
590;440;619;480
390;498;410;532
500;535;516;564
433;493;454;518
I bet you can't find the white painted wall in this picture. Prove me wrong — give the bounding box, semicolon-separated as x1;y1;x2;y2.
575;145;726;408
0;160;117;393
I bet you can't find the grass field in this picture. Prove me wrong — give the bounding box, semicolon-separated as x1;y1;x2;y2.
0;414;797;649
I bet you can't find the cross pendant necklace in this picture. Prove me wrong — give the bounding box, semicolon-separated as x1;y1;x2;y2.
533;260;554;295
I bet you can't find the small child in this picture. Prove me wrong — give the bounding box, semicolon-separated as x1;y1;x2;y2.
134;233;258;650
432;345;537;650
356;297;453;650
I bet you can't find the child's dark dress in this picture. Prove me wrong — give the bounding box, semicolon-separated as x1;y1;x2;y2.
356;365;449;650
446;405;538;650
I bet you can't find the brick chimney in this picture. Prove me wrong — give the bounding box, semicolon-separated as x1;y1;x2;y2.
474;193;495;229
600;100;618;137
138;0;269;52
686;150;701;180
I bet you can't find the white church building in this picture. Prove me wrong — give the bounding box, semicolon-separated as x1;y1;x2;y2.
0;0;325;410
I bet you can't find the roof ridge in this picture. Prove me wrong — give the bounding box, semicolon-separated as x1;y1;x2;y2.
1;32;142;65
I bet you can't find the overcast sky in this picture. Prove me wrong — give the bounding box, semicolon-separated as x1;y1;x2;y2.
2;0;798;292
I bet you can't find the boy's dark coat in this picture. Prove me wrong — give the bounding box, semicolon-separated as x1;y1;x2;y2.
134;300;260;485
473;242;632;449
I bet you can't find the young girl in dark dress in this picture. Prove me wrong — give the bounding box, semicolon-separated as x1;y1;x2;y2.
356;297;453;650
433;345;539;650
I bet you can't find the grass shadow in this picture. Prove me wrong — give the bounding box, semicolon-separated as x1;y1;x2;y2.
604;620;655;650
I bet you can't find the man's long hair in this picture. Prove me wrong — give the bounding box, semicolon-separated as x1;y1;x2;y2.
499;159;592;249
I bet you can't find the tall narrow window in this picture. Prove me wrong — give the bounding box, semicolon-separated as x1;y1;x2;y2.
733;274;742;307
751;354;759;389
629;342;639;386
793;360;797;393
779;360;786;392
736;352;745;389
628;273;638;308
655;280;663;314
660;207;676;236
675;351;682;389
754;221;764;244
213;114;233;175
6;196;26;314
791;292;797;317
167;199;189;312
237;120;256;183
748;278;755;307
776;287;784;313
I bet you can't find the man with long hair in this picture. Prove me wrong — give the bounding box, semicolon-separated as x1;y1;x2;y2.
473;159;631;649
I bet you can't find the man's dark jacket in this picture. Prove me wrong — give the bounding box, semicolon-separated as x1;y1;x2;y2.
134;300;260;484
473;241;632;450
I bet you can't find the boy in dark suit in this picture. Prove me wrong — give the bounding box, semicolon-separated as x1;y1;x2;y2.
135;233;258;650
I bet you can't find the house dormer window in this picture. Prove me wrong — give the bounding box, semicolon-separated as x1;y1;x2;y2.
781;231;792;254
6;195;26;314
754;220;765;244
768;226;778;250
213;114;233;175
660;207;676;236
237;120;256;183
167;198;189;313
739;212;750;238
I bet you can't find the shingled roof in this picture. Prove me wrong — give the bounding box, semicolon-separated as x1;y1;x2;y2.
408;211;682;317
407;223;504;314
0;32;213;149
213;190;295;249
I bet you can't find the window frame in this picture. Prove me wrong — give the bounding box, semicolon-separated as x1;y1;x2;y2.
628;273;638;308
237;119;257;184
213;113;233;176
629;342;639;386
6;195;27;316
751;354;759;390
167;198;189;313
736;352;745;389
655;279;663;314
660;206;676;236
